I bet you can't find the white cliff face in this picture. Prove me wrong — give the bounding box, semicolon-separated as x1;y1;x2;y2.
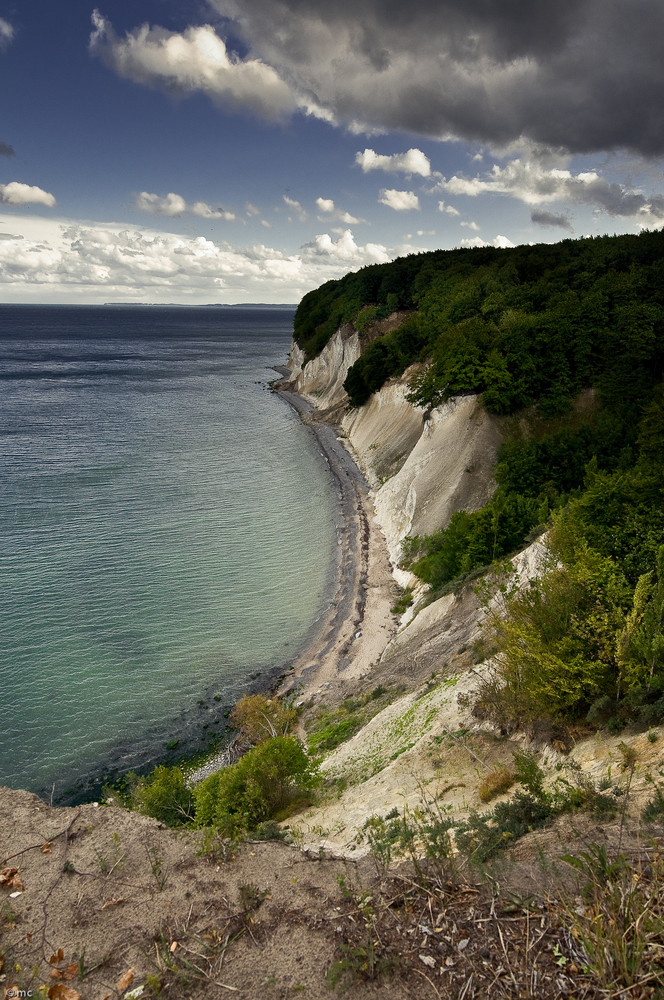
287;340;306;380
374;394;502;563
341;378;424;489
290;326;361;410
290;326;503;567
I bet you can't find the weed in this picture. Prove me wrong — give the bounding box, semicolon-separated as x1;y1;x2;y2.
147;845;167;891
306;685;396;755
238;883;268;911
390;586;414;615
560;843;664;993
642;776;664;823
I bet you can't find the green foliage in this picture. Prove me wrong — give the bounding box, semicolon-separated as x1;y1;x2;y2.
294;231;664;413
483;537;631;725
410;490;540;590
456;792;553;863
617;546;664;694
389;586;413;614
512;750;548;801
194;736;319;838
128;765;194;827
306;687;396;755
297;233;664;612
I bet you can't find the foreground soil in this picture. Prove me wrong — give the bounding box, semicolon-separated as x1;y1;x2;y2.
3;786;663;1000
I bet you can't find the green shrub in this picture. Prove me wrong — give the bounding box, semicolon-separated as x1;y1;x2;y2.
456;792;553;863
308;716;363;753
194;736;319;838
129;765;194;827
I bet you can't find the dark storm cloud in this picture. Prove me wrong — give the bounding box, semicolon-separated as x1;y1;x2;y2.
0;141;14;157
531;209;573;231
208;0;664;155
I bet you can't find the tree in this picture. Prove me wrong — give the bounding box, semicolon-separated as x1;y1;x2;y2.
618;546;664;695
194;736;319;838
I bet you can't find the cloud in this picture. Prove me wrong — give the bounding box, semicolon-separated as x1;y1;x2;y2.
460;235;515;249
0;141;15;157
136;191;235;220
355;148;431;176
461;220;480;231
302;228;389;264
0;17;13;48
89;10;296;119
0;217;406;302
0;182;56;207
531;208;573;231
283;195;307;221
379;189;420;211
204;0;664;156
315;196;361;224
437;157;664;222
437;200;460;216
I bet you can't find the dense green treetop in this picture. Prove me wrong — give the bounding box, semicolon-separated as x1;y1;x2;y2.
294;229;664;416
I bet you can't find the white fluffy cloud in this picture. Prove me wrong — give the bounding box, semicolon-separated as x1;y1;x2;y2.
136;191;235;220
89;10;296;119
0;216;405;302
0;182;56;207
460;234;515;249
315;197;361;224
437;201;460;216
438;157;664;221
355;148;431;176
303;228;388;263
379;189;420;211
283;195;307;222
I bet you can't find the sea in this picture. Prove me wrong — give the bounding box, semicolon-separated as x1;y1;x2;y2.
0;304;339;803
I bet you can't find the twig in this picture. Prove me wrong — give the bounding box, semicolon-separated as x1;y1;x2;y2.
1;814;82;866
415;968;444;999
39;810;82;960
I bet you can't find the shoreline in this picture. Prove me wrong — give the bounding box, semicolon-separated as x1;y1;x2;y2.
272;383;398;706
44;370;400;798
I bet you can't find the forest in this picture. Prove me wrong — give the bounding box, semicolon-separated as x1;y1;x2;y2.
295;230;664;729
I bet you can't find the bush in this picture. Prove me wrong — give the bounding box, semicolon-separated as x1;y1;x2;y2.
230;693;297;745
194;736;319;838
129;765;194;827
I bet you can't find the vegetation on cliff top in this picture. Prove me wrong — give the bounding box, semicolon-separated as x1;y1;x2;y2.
296;230;664;731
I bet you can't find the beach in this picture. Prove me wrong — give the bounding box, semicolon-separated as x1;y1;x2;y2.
274;385;398;704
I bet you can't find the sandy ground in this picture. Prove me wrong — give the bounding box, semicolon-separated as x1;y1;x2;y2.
274;387;398;706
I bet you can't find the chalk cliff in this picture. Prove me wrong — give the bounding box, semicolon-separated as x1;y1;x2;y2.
286;319;502;568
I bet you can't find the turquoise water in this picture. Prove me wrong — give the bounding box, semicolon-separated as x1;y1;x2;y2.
0;305;338;801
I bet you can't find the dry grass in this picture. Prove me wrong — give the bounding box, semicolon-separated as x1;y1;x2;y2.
327;843;664;998
478;767;516;803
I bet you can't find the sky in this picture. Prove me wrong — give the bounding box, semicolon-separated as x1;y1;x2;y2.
1;0;663;304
